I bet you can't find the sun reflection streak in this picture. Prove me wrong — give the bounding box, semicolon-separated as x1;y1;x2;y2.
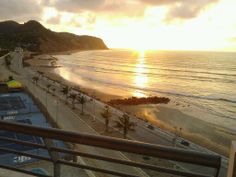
133;90;146;97
133;50;149;97
58;67;71;80
57;67;85;85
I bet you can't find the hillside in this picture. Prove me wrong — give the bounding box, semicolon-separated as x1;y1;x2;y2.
0;20;108;52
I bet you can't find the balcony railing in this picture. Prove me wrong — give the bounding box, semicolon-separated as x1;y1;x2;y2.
0;120;222;177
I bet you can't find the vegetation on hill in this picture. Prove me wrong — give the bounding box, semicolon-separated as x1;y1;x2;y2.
0;20;108;52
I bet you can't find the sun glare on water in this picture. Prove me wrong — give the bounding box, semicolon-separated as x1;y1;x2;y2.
132;50;149;97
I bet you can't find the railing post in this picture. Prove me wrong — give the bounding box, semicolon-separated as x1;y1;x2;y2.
44;138;61;177
54;162;61;177
227;141;236;177
73;144;78;163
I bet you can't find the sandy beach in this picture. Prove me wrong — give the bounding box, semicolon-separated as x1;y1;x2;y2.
22;53;235;157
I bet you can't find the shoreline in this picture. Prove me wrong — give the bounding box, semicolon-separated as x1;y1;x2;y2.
23;51;234;156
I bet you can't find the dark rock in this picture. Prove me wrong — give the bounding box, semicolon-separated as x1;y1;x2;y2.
108;96;170;105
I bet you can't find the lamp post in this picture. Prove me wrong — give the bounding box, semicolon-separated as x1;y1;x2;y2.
54;99;59;125
93;97;96;121
173;127;182;147
90;91;96;122
45;84;51;120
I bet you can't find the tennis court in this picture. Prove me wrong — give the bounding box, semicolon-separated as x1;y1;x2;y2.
0;96;26;111
0;92;40;117
0;92;65;166
0;119;43;155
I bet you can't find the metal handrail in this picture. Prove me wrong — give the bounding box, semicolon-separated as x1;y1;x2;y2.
0;120;221;177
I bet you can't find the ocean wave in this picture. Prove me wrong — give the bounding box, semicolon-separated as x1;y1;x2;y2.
61;57;236;77
218;98;236;103
60;62;236;84
59;58;236;78
65;71;236;104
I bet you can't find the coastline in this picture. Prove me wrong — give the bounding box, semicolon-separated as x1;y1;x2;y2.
23;51;234;156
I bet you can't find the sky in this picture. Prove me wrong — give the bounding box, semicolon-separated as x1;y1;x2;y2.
1;0;236;51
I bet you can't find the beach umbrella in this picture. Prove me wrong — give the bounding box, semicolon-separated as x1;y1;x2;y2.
7;80;23;89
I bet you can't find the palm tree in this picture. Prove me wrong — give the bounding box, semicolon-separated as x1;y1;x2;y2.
61;86;69;104
101;105;112;132
173;127;182;147
78;95;86;114
69;93;77;109
115;114;137;139
37;71;44;80
74;86;80;92
32;76;39;85
46;84;51;93
5;55;11;66
51;87;56;96
8;75;13;81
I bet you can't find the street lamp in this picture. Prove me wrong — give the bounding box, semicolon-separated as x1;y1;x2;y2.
90;91;96;122
93;98;96;121
54;99;59;125
173;127;182;147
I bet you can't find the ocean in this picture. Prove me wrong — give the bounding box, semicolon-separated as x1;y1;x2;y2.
55;49;236;131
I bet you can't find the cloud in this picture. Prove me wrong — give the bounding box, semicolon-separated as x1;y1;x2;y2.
0;0;43;22
46;16;61;25
49;0;105;12
140;0;219;20
0;0;220;25
44;0;145;17
43;0;219;22
166;0;219;20
139;0;176;5
229;37;236;42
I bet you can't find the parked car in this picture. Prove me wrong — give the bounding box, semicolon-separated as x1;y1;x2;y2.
180;140;190;146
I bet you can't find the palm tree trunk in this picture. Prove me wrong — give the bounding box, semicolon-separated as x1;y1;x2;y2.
81;104;84;114
105;118;109;132
124;126;127;139
124;117;128;139
64;95;68;104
